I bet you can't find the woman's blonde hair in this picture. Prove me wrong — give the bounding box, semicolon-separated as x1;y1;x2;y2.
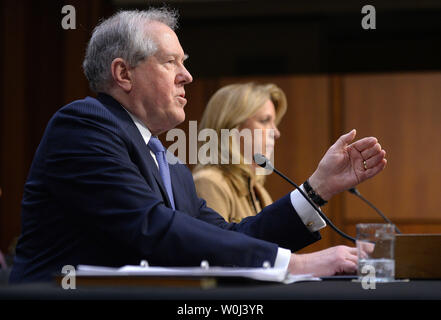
195;82;287;190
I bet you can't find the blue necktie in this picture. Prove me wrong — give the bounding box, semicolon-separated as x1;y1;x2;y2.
148;136;175;210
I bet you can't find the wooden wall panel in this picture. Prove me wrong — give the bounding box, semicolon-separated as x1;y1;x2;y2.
0;0;65;253
0;0;107;253
0;0;28;253
342;73;441;233
62;0;104;104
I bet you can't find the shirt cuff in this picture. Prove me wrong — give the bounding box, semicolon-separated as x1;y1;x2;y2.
290;184;327;232
274;247;291;270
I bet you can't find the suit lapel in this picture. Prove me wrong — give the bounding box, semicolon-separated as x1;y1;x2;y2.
96;93;173;209
168;162;180;210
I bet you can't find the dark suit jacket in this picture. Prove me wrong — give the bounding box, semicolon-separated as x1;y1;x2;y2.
10;93;320;283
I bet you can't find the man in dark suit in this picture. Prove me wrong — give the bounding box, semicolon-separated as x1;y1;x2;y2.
10;8;387;283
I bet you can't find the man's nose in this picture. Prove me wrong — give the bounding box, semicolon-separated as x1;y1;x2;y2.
177;65;193;85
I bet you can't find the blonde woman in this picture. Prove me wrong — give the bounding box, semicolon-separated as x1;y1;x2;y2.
193;83;286;223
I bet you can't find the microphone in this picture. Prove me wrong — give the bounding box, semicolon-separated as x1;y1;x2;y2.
254;153;356;243
348;188;401;234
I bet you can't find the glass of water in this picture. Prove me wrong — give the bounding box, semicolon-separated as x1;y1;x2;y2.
356;223;396;282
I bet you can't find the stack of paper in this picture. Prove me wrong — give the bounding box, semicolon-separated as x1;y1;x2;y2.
76;265;320;284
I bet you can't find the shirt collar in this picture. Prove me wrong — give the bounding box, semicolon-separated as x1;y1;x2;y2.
121;106;152;146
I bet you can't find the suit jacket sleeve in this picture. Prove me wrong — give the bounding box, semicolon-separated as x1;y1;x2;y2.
192;168;320;251
175;164;320;253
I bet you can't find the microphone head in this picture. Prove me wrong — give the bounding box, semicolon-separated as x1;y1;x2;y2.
253;153;274;171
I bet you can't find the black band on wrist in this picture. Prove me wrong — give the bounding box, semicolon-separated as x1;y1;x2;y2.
303;179;328;207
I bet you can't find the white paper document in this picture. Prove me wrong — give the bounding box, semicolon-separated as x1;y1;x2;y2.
76;264;321;284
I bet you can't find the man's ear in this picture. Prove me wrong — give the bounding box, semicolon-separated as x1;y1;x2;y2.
110;58;132;92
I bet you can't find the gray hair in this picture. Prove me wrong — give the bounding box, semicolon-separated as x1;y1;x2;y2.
83;8;179;92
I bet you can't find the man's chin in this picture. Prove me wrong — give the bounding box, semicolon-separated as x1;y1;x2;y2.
170;111;186;128
176;110;186;125
154;114;185;135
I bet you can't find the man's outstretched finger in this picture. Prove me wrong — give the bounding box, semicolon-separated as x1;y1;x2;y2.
361;143;382;160
362;158;387;180
364;150;386;170
350;136;378;153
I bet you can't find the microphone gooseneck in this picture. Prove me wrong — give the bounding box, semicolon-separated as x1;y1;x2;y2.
348;188;401;234
254;154;356;243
